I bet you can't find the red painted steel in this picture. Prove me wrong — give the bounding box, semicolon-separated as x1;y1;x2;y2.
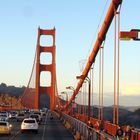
35;27;57;110
104;121;119;136
64;0;122;110
120;29;140;40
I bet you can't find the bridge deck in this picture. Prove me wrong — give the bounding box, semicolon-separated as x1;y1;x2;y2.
44;112;75;140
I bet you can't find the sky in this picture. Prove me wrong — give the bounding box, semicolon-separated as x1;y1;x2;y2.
0;0;139;106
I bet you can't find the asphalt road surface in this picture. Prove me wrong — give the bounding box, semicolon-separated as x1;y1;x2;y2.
0;111;75;140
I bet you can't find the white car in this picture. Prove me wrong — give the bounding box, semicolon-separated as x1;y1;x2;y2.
29;114;41;124
21;118;38;133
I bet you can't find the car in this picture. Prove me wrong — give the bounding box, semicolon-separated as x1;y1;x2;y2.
0;121;12;135
40;111;46;117
0;111;9;115
21;118;38;133
33;111;42;117
33;111;45;121
9;111;18;119
0;114;9;121
16;113;25;122
29;114;41;124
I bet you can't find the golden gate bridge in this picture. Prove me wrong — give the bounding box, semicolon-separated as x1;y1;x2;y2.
0;0;140;139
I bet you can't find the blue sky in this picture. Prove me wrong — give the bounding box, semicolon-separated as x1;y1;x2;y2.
0;0;139;106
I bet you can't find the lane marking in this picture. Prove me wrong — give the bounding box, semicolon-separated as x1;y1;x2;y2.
41;112;49;140
8;129;21;140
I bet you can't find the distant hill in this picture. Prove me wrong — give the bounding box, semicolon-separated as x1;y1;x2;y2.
127;108;140;128
0;83;49;108
0;83;25;97
0;82;140;127
83;105;140;128
120;106;140;112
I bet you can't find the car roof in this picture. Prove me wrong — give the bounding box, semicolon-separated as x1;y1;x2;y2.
0;121;8;124
23;118;36;121
30;114;40;116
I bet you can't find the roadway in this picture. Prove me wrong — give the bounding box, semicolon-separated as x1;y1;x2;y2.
0;111;75;140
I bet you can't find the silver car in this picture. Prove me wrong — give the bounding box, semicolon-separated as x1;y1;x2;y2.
0;114;9;121
16;113;25;122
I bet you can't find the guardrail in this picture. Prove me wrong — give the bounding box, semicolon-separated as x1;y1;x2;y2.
56;111;114;140
54;110;140;140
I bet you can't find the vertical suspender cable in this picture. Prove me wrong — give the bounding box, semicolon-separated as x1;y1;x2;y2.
77;93;79;114
113;4;121;124
80;88;81;114
90;68;92;117
92;66;94;117
117;6;121;125
78;92;81;114
84;82;86;116
82;85;84;115
78;94;79;114
113;9;117;124
98;47;101;120
83;83;85;116
85;82;87;116
101;44;104;121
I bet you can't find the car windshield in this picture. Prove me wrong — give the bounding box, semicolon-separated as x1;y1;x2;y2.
34;112;41;115
0;112;7;114
0;114;7;117
11;112;16;114
18;114;24;116
24;120;35;123
0;122;7;126
30;115;38;118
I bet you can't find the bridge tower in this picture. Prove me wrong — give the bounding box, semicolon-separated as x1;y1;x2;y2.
35;27;56;110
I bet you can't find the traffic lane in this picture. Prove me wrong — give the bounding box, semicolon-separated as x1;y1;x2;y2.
0;111;75;140
44;113;75;140
0;114;47;140
0;120;21;140
10;130;43;140
7;113;48;140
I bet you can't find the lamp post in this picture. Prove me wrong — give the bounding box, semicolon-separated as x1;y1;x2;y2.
66;86;75;116
66;86;75;104
61;92;68;103
58;94;64;101
76;75;91;122
66;86;75;91
58;94;64;107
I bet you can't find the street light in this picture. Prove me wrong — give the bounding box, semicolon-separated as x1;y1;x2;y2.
66;86;76;116
66;86;75;104
61;92;68;103
66;86;75;91
76;74;91;122
58;94;64;107
58;94;64;100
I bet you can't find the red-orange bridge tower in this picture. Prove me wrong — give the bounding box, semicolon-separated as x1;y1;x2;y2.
35;27;57;110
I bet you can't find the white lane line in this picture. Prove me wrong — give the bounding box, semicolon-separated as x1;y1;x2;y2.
9;129;21;140
41;112;49;140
